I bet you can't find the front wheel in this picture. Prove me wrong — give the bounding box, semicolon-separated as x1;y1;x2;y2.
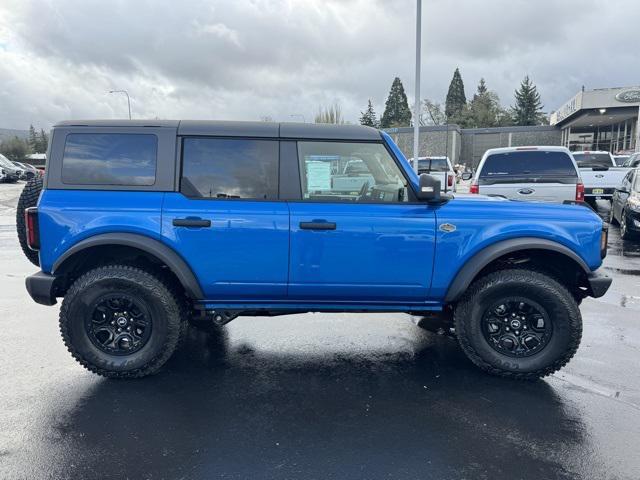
59;265;186;378
454;269;582;380
620;210;638;240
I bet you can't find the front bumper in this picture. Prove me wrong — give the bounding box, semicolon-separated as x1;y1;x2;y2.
586;271;612;298
25;271;59;306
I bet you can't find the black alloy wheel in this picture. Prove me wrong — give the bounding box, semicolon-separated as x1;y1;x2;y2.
481;298;552;358
86;294;152;355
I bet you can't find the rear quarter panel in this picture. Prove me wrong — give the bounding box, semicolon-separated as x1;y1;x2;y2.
37;190;164;273
430;197;604;299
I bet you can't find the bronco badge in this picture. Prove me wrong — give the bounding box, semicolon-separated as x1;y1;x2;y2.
439;223;457;233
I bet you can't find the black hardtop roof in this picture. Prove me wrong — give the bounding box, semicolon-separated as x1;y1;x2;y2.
53;120;382;141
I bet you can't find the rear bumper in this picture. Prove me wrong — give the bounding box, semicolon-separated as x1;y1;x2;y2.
25;271;59;306
584;187;614;198
586;271;612;298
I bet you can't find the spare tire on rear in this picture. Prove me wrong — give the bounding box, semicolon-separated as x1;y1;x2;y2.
17;175;43;266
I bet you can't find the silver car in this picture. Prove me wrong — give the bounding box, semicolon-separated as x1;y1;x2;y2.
470;146;583;203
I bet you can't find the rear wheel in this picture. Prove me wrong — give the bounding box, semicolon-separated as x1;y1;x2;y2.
454;269;582;380
59;265;185;378
16;176;43;266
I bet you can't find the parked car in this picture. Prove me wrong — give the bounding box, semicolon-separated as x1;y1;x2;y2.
13;161;38;180
571;151;628;206
469;146;583;203
330;159;375;193
20;120;611;380
610;168;640;240
409;156;456;192
613;155;630;166
622;152;640;169
0;154;22;182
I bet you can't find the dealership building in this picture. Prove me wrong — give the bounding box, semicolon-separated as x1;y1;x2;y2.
550;86;640;153
387;85;640;168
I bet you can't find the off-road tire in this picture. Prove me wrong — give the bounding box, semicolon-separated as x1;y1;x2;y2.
16;176;43;266
454;269;582;380
59;265;186;378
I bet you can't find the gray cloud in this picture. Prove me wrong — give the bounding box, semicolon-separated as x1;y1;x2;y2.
1;0;639;130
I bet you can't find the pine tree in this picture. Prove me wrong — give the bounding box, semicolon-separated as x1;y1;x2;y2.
511;76;544;126
28;125;38;152
380;77;412;128
359;99;379;128
475;78;488;97
445;68;467;124
37;129;49;153
466;78;510;128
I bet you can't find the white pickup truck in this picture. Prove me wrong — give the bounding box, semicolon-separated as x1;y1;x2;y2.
572;151;629;205
409;156;456;192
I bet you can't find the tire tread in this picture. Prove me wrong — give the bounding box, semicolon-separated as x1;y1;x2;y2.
454;268;582;380
59;264;186;378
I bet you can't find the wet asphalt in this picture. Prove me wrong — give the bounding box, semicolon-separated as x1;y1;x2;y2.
1;183;639;480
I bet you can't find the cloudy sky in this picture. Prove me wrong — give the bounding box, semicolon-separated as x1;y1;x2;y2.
1;0;639;130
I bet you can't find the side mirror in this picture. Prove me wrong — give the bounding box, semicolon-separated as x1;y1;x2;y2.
461;172;473;181
417;174;441;202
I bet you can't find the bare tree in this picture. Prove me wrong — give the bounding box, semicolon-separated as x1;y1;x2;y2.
314;103;344;124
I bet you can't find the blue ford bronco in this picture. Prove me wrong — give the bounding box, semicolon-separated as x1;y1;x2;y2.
19;120;612;379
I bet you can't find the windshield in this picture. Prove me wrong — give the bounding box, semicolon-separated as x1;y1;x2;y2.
417;158;449;172
572;152;613;168
343;160;370;175
0;154;15;168
614;156;629;166
623;155;640;168
480;151;578;180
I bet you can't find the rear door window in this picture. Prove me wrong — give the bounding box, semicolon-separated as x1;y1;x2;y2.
181;138;278;199
479;151;578;184
62;133;157;186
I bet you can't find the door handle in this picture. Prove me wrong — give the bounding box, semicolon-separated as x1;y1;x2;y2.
299;221;336;230
173;218;211;228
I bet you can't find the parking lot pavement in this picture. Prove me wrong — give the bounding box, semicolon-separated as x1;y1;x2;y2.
0;183;639;480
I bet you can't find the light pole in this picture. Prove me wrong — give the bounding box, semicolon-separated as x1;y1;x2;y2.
636;105;640;152
412;0;422;173
109;90;132;119
290;114;306;123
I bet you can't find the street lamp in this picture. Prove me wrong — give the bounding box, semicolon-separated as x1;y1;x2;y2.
412;0;422;173
109;90;132;119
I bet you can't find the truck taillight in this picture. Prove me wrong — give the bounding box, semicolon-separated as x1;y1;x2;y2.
448;174;454;187
25;207;40;251
576;182;585;202
470;182;479;194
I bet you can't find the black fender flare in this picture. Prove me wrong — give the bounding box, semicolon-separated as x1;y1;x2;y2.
53;233;204;299
444;237;590;303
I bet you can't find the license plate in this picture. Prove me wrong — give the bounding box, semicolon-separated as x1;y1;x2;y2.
592;188;604;194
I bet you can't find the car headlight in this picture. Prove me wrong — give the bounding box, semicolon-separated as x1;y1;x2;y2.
627;196;640;213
